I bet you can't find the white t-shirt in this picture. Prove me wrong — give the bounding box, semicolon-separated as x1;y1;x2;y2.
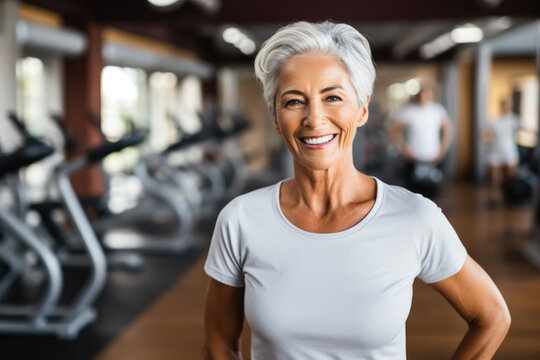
486;114;519;166
205;178;467;360
396;102;450;162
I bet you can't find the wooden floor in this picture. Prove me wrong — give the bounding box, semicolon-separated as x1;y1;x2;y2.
95;182;540;360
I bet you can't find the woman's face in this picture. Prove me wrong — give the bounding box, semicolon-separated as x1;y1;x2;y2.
274;54;369;172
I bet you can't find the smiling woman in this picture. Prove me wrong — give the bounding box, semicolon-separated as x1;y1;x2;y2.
203;21;510;360
274;55;368;173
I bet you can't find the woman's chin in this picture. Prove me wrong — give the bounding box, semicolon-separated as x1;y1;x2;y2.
295;158;339;172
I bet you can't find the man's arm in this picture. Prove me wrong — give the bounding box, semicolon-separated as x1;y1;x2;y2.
389;120;417;162
434;118;454;163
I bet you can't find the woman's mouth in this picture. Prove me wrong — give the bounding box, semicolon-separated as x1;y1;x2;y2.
299;134;337;148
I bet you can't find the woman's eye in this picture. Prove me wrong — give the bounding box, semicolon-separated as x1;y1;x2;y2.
286;99;303;107
327;95;341;102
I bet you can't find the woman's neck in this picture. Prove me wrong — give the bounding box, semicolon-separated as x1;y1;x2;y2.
283;161;374;216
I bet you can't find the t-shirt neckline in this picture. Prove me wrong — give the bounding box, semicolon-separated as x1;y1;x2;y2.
272;176;384;239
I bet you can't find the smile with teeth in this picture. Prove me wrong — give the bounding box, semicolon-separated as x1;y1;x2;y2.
301;134;336;145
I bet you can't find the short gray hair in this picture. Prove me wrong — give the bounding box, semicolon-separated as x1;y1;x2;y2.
254;21;376;116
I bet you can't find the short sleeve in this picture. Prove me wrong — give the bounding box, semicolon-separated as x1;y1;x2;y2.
416;206;467;284
512;115;520;131
395;107;411;125
204;201;245;287
437;103;450;122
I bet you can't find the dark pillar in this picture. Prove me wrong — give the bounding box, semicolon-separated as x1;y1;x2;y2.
201;76;219;128
63;20;105;198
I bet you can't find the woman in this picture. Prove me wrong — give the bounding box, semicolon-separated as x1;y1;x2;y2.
204;21;510;359
484;97;520;206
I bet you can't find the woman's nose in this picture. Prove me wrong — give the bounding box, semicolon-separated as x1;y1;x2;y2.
303;102;326;128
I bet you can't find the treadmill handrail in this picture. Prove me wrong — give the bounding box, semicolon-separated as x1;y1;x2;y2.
86;134;145;164
161;123;249;155
0;142;55;177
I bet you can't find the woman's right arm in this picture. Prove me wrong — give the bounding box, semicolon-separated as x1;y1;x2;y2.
203;278;245;360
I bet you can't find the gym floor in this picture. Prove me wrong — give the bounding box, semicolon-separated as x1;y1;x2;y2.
2;180;540;359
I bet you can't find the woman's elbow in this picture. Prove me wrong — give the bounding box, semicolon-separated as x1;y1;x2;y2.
477;301;511;336
202;342;225;360
497;304;512;334
202;342;242;360
202;344;211;360
495;296;511;329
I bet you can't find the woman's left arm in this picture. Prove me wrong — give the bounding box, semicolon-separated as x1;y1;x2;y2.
430;255;511;360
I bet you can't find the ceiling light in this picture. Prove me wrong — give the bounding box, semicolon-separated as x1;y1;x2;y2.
451;24;484;43
147;0;219;12
147;0;181;7
405;79;421;95
420;33;455;59
194;0;220;13
475;0;503;9
486;17;512;33
238;38;256;55
387;83;406;100
222;26;257;55
222;27;243;44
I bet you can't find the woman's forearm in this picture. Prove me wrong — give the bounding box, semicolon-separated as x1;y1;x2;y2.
203;345;243;360
451;311;511;360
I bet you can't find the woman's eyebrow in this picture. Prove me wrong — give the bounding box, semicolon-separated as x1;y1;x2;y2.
280;90;304;98
280;86;343;99
320;86;343;93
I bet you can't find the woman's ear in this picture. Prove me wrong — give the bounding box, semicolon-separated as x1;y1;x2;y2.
356;95;370;127
269;105;282;134
273;119;282;134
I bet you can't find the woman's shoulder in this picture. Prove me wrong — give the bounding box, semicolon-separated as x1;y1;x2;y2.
234;181;278;206
217;181;279;220
377;179;439;218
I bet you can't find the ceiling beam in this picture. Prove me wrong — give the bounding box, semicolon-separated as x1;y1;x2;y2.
91;0;540;26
